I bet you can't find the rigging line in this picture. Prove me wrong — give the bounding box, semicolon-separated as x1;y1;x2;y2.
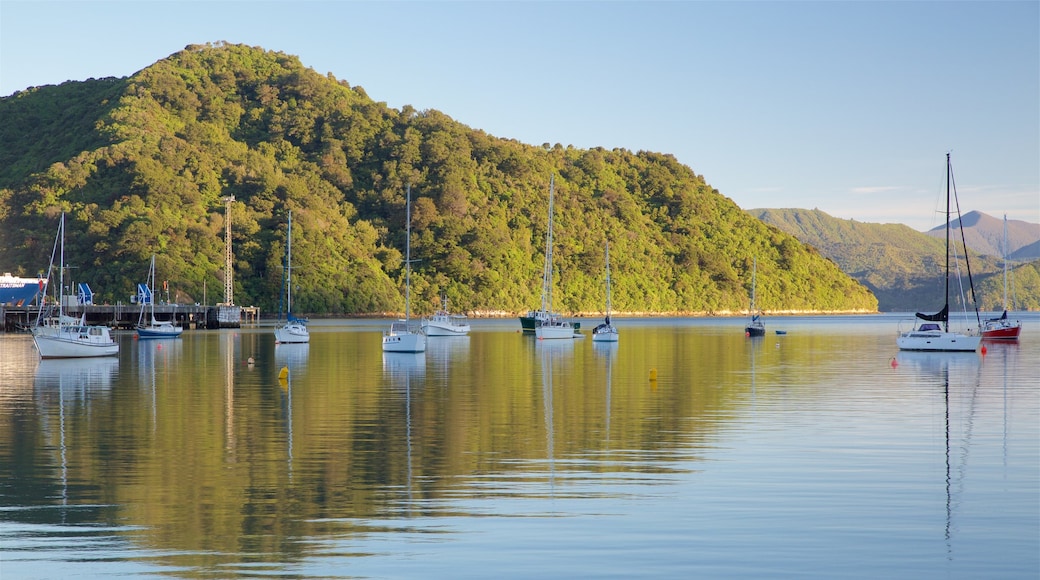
948;165;982;327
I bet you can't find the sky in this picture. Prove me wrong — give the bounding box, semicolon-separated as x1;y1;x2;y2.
2;1;1038;231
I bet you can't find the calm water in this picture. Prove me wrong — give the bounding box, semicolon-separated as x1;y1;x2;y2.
1;315;1037;579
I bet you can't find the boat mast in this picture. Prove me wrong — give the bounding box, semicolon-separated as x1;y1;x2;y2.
605;241;612;319
405;185;412;322
944;154;951;333
750;256;757;315
286;210;293;317
541;175;555;314
1002;214;1009;310
58;213;65;323
150;255;156;322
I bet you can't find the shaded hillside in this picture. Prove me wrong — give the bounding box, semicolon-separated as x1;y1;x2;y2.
749;208;1040;311
1010;240;1040;262
0;42;877;315
925;210;1040;259
973;260;1040;311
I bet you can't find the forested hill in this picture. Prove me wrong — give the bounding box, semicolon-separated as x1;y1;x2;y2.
750;208;1040;312
0;42;877;316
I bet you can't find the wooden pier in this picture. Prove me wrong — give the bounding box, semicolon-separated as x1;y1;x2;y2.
1;303;257;332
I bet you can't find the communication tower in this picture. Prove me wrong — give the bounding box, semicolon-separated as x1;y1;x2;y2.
223;195;235;306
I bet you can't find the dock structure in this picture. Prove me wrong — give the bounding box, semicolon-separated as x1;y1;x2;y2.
0;303;257;332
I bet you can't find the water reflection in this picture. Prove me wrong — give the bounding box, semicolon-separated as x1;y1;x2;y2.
894;351;985;552
0;319;1035;578
34;357;118;515
592;342;617;441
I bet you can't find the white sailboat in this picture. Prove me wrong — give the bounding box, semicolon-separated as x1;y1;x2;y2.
897;154;982;352
535;174;575;340
591;241;618;343
275;211;310;344
32;213;119;359
383;185;427;353
136;254;183;339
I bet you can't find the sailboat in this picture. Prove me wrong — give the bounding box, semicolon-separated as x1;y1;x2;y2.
382;185;427;353
591;241;619;343
744;257;765;337
519;174;561;334
981;214;1022;340
535;175;575;340
275;211;310;344
32;213;119;359
897;153;982;352
136;255;183;339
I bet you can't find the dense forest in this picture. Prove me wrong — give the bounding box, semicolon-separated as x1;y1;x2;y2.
751;208;1040;311
0;42;877;316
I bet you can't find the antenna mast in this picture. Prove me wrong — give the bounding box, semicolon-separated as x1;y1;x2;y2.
223;195;235;306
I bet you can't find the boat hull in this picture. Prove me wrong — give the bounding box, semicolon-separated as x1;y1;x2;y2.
382;332;426;352
897;331;981;352
383;322;426;353
33;327;119;359
536;323;574;340
137;323;183;339
422;314;470;336
981;320;1022;340
745;324;765;337
423;323;470;337
591;322;619;343
275;323;310;343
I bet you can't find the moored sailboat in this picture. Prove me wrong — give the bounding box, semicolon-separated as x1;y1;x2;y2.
383;185;426;353
897;154;982;352
136;255;183;339
32;213;119;359
591;241;618;343
744;257;765;337
981;214;1022;340
534;175;575;340
275;211;310;344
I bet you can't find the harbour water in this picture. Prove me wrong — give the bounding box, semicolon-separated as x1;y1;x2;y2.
1;315;1037;578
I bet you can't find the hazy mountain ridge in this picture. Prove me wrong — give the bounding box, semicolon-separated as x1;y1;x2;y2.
750;208;1040;311
925;210;1040;259
0;42;877;315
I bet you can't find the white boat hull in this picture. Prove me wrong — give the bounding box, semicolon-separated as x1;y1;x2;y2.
275;322;310;343
382;332;426;352
536;323;574;340
896;331;980;352
383;321;426;353
591;329;619;343
422;314;470;336
423;323;470;336
33;326;119;359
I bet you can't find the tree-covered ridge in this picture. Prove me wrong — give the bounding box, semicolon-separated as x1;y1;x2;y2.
750;208;1039;311
0;42;877;315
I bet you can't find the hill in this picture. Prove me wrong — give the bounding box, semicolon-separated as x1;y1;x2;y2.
924;210;1040;259
749;208;1040;311
0;42;877;316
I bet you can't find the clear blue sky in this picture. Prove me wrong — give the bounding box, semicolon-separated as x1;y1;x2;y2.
2;1;1037;231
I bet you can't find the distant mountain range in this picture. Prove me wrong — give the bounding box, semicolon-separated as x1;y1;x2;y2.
750;208;1040;312
924;210;1040;261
